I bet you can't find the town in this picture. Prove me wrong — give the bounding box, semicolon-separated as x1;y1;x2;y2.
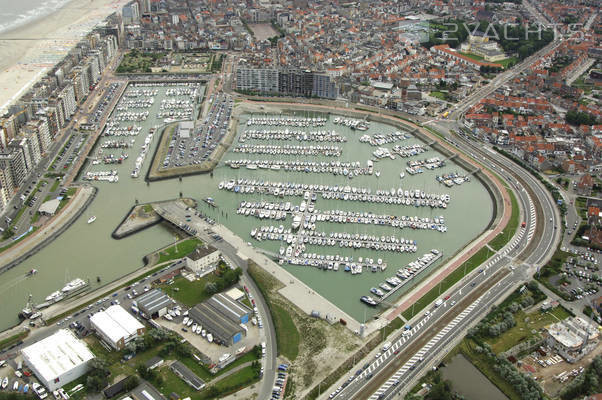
0;0;599;399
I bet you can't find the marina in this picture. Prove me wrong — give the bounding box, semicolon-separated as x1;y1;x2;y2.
232;144;342;157
236;201;447;232
0;104;493;330
239;128;347;143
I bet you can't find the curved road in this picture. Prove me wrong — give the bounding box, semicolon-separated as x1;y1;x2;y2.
324;124;561;400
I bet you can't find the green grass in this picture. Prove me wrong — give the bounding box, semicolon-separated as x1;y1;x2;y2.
160;274;220;307
458;339;522;400
50;179;61;192
271;302;300;361
247;263;301;361
157;238;203;264
211;365;259;393
430;91;448;101
402;246;492;320
0;331;28;351
498;57;518;69
484;307;571;353
460;52;485;61
489;189;520;250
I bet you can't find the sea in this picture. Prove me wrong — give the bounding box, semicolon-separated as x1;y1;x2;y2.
0;0;72;34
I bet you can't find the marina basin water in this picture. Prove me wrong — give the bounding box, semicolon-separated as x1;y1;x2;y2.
0;98;493;330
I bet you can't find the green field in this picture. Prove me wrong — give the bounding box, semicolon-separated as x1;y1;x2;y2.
484;307;571;353
157;238;203;264
498;57;518;69
460;52;485;61
160;275;220;307
430;91;449;101
248;263;301;361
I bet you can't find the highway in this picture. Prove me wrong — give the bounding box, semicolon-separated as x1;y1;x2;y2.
152;203;278;400
322;118;561;399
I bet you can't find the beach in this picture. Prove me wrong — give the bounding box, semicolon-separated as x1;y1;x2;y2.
0;0;130;113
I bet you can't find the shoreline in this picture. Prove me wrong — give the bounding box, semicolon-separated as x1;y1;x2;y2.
0;0;131;112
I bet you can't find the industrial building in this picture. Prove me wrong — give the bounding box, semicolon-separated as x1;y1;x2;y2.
137;289;174;318
188;296;247;346
208;293;251;324
184;245;220;275
90;305;146;350
545;317;599;363
21;329;95;391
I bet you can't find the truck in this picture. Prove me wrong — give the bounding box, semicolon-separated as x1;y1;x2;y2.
382;341;392;352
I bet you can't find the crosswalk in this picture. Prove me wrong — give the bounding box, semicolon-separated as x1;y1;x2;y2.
369;299;482;399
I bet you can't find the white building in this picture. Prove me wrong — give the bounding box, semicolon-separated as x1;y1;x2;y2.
90;305;146;350
21;329;95;391
185;245;220;275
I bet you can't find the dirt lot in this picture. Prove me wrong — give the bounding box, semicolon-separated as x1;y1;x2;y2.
248;23;279;41
519;341;602;398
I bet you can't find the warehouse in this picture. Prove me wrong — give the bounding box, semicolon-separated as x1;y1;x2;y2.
21;329;95;391
188;302;245;346
90;305;146;350
207;293;251;324
137;289;173;318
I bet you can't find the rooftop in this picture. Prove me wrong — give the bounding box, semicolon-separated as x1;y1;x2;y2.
90;305;144;344
21;329;95;381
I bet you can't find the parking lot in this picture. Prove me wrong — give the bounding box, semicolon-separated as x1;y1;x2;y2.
49;132;88;173
89;82;121;125
161;92;232;169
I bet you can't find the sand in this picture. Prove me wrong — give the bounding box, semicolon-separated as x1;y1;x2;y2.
0;0;131;113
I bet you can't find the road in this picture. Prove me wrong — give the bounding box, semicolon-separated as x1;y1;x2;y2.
152;203;278;400
448;38;563;120
323;116;561;399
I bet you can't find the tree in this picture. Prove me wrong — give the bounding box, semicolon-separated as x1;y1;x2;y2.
205;282;218;294
123;375;139;391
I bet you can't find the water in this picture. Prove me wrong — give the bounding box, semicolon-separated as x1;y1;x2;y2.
0;84;493;330
0;0;71;34
441;354;508;400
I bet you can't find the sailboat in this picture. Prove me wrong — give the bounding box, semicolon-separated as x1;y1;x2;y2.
87;215;96;224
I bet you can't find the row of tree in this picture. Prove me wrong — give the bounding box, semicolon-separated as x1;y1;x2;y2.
205;266;243;295
474;343;544;400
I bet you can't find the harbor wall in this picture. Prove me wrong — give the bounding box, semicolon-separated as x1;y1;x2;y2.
0;185;97;274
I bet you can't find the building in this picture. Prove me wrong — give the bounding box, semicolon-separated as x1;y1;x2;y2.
236;68;279;94
21;329;95;391
90;305;146;350
545;317;599;363
184;245;220;275
177;121;194;138
188;299;246;346
170;361;205;390
137;289;173;318
207;293;251;324
235;67;338;99
225;287;245;302
0;149;27;189
38;198;60;216
122;1;140;25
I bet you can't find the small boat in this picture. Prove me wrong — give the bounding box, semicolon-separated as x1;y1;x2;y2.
26;269;38;277
87;216;96;224
23;384;29;394
400;172;405;179
12;381;19;391
2;377;8;389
